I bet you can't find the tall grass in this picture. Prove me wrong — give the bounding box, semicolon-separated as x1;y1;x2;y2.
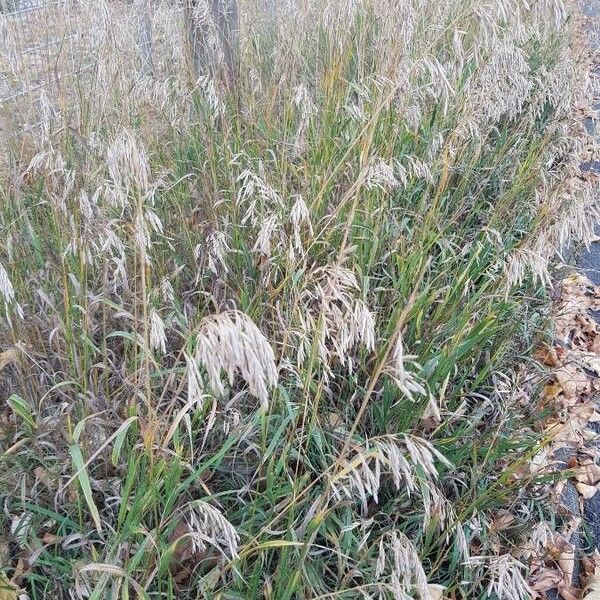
0;0;597;598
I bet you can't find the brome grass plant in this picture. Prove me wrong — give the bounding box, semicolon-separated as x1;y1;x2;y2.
0;0;598;598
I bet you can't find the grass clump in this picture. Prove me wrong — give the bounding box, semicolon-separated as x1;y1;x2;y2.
0;0;597;598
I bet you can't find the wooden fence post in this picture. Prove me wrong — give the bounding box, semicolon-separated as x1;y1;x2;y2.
184;0;238;86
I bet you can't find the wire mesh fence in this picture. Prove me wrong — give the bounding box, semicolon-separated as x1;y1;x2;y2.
2;0;84;136
0;0;197;142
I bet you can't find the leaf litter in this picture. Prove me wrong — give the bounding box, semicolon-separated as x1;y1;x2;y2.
527;272;600;599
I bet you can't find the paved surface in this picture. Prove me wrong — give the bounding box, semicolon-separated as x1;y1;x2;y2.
585;423;600;553
580;2;600;558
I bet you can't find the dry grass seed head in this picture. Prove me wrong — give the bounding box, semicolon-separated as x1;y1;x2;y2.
193;310;277;410
182;499;240;560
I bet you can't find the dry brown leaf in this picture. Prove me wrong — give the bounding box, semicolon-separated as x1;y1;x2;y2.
557;541;576;588
11;558;27;580
581;550;600;599
574;462;600;486
530;566;564;592
556;539;582;597
555;364;591;402
576;314;599;336
33;466;55;490
0;349;17;371
490;511;517;533
582;550;600;575
323;411;346;431
591;335;600;355
41;533;61;545
535;344;560;367
561;586;583;600
168;520;217;585
544;418;595;446
572;404;600;424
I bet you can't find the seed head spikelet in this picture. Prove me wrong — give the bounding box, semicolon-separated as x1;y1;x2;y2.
193;310;277;410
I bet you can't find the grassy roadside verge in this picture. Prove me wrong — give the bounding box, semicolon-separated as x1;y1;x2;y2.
0;1;598;598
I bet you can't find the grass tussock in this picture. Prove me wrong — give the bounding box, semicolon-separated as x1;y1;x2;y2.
0;0;598;598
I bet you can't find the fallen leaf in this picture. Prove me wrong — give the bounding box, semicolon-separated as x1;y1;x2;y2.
574;461;600;486
168;521;217;585
583;584;600;599
33;466;55;490
530;566;563;592
560;586;582;600
581;353;600;376
557;541;576;588
535;344;560;367
490;511;516;533
582;550;600;599
542;382;563;403
323;411;346;431
41;533;61;545
555;364;591;402
0;349;18;371
575;481;598;499
590;335;600;355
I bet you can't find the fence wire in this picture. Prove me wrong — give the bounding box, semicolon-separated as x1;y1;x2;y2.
0;0;193;140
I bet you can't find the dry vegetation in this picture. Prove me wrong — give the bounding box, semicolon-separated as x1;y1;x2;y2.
0;0;599;598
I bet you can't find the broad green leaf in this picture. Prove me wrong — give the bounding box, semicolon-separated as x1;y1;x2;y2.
69;445;102;532
111;416;138;467
6;394;35;431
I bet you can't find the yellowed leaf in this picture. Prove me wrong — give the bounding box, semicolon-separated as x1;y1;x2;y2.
541;382;563;402
0;574;19;600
